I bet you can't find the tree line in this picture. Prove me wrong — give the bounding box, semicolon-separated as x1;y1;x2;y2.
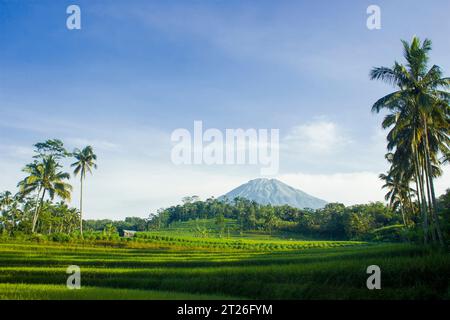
146;196;401;240
145;190;449;241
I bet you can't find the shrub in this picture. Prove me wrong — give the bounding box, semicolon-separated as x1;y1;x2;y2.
49;233;71;242
29;233;45;243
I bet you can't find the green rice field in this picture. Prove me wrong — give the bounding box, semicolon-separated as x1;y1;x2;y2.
0;238;448;300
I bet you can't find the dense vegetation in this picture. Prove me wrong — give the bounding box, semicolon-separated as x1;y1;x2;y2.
146;197;406;241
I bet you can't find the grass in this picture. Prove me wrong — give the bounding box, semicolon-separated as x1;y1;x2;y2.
0;239;448;299
0;283;235;300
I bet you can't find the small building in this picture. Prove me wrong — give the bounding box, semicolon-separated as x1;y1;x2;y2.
122;230;137;238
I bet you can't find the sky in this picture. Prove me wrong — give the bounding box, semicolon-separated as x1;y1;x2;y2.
0;0;449;219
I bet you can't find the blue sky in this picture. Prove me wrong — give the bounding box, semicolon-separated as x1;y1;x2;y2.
1;0;449;219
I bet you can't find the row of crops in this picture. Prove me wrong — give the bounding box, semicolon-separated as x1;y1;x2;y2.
134;232;366;251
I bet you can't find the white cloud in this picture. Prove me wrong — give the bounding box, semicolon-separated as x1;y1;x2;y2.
283;120;351;155
0;145;34;160
70;162;251;219
277;171;385;205
278;168;450;206
65;138;119;152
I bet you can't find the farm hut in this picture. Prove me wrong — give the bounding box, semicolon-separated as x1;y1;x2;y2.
122;230;137;238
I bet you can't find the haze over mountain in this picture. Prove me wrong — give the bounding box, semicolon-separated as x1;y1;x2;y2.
219;178;327;209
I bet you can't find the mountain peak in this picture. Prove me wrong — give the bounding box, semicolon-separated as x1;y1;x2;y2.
219;178;327;209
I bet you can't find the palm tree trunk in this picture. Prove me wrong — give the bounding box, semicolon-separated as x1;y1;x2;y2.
420;165;430;243
423;122;444;246
32;188;45;233
424;166;437;243
414;147;428;244
10;212;15;236
80;176;84;237
405;189;413;226
414;177;420;224
400;206;407;226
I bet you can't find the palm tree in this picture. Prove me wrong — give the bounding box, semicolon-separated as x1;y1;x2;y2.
370;37;449;246
17;157;72;233
66;207;80;234
71;146;97;236
0;191;14;234
379;169;414;226
0;191;14;210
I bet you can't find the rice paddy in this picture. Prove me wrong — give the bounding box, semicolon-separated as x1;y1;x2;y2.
0;239;448;300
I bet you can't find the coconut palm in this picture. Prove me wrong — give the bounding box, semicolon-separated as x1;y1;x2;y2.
379;169;415;226
0;191;14;211
370;37;449;246
71;146;97;236
17;157;72;233
0;191;14;234
0;201;23;236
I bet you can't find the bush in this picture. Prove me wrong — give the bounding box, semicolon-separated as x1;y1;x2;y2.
401;227;425;244
28;233;45;243
49;233;71;242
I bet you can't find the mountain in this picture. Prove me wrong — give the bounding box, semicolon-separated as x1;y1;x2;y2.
219;178;327;209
